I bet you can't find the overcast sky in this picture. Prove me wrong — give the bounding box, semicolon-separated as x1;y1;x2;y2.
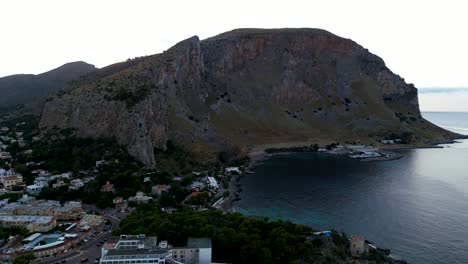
1;0;467;110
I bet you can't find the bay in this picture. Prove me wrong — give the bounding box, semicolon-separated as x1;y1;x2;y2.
235;112;468;264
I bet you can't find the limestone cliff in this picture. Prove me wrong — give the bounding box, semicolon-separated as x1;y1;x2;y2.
39;28;458;166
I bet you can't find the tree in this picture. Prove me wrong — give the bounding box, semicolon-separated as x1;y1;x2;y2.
113;205;319;264
13;253;36;264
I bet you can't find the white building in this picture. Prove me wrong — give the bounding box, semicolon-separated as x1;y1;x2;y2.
26;184;44;195
51;172;71;179
69;179;84;190
23;149;33;155
206;177;218;190
0;169;15;177
225;167;241;174
34;176;51;187
96;160;105;167
100;235;171;264
128;192;153;203
31;169;47;175
172;238;212;264
100;235;212;264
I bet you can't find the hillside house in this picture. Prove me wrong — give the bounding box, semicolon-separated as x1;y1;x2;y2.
26;184;44;196
128;192;152;203
0;152;12;160
34;176;51;187
52;179;68;189
69;179;84;190
101;181;115;193
151;185;170;196
1;175;23;190
0;169;15;177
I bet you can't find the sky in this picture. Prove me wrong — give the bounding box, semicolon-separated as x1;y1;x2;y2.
1;0;467;111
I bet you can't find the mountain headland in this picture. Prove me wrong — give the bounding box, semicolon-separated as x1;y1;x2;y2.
38;28;460;167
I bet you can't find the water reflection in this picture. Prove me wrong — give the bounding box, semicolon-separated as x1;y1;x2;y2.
236;142;468;263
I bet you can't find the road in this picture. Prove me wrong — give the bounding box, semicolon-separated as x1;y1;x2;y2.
35;209;128;264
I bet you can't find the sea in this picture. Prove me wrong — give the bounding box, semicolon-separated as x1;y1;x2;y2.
234;112;468;264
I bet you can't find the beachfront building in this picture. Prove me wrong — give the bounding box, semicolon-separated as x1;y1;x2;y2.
172;238;212;264
350;235;368;257
100;235;171;264
0;215;56;232
100;235;212;264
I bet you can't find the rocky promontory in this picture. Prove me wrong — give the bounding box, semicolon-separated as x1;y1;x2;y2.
40;28;459;166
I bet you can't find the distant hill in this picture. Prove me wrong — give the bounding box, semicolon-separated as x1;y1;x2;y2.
0;61;96;110
40;28;460;167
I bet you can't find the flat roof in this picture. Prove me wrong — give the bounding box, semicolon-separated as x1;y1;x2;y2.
33;240;64;250
0;215;54;223
187;237;211;248
23;233;41;242
105;249;169;256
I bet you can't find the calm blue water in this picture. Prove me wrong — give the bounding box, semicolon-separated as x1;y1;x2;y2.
235;112;468;264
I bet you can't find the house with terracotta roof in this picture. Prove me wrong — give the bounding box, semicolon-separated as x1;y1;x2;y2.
1;175;23;190
101;181;115;192
151;184;170;196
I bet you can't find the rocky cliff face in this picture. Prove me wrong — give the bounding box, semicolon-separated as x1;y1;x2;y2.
39;28;457;166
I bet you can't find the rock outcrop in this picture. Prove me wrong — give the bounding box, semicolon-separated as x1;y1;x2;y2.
39;28;458;166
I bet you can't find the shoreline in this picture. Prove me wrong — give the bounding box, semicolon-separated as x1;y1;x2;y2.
223;137;468;212
220;138;467;263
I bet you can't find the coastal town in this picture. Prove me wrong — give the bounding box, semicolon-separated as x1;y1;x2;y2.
0;114;404;264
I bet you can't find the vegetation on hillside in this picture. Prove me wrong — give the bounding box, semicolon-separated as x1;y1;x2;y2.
114;204;396;264
115;204;318;264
